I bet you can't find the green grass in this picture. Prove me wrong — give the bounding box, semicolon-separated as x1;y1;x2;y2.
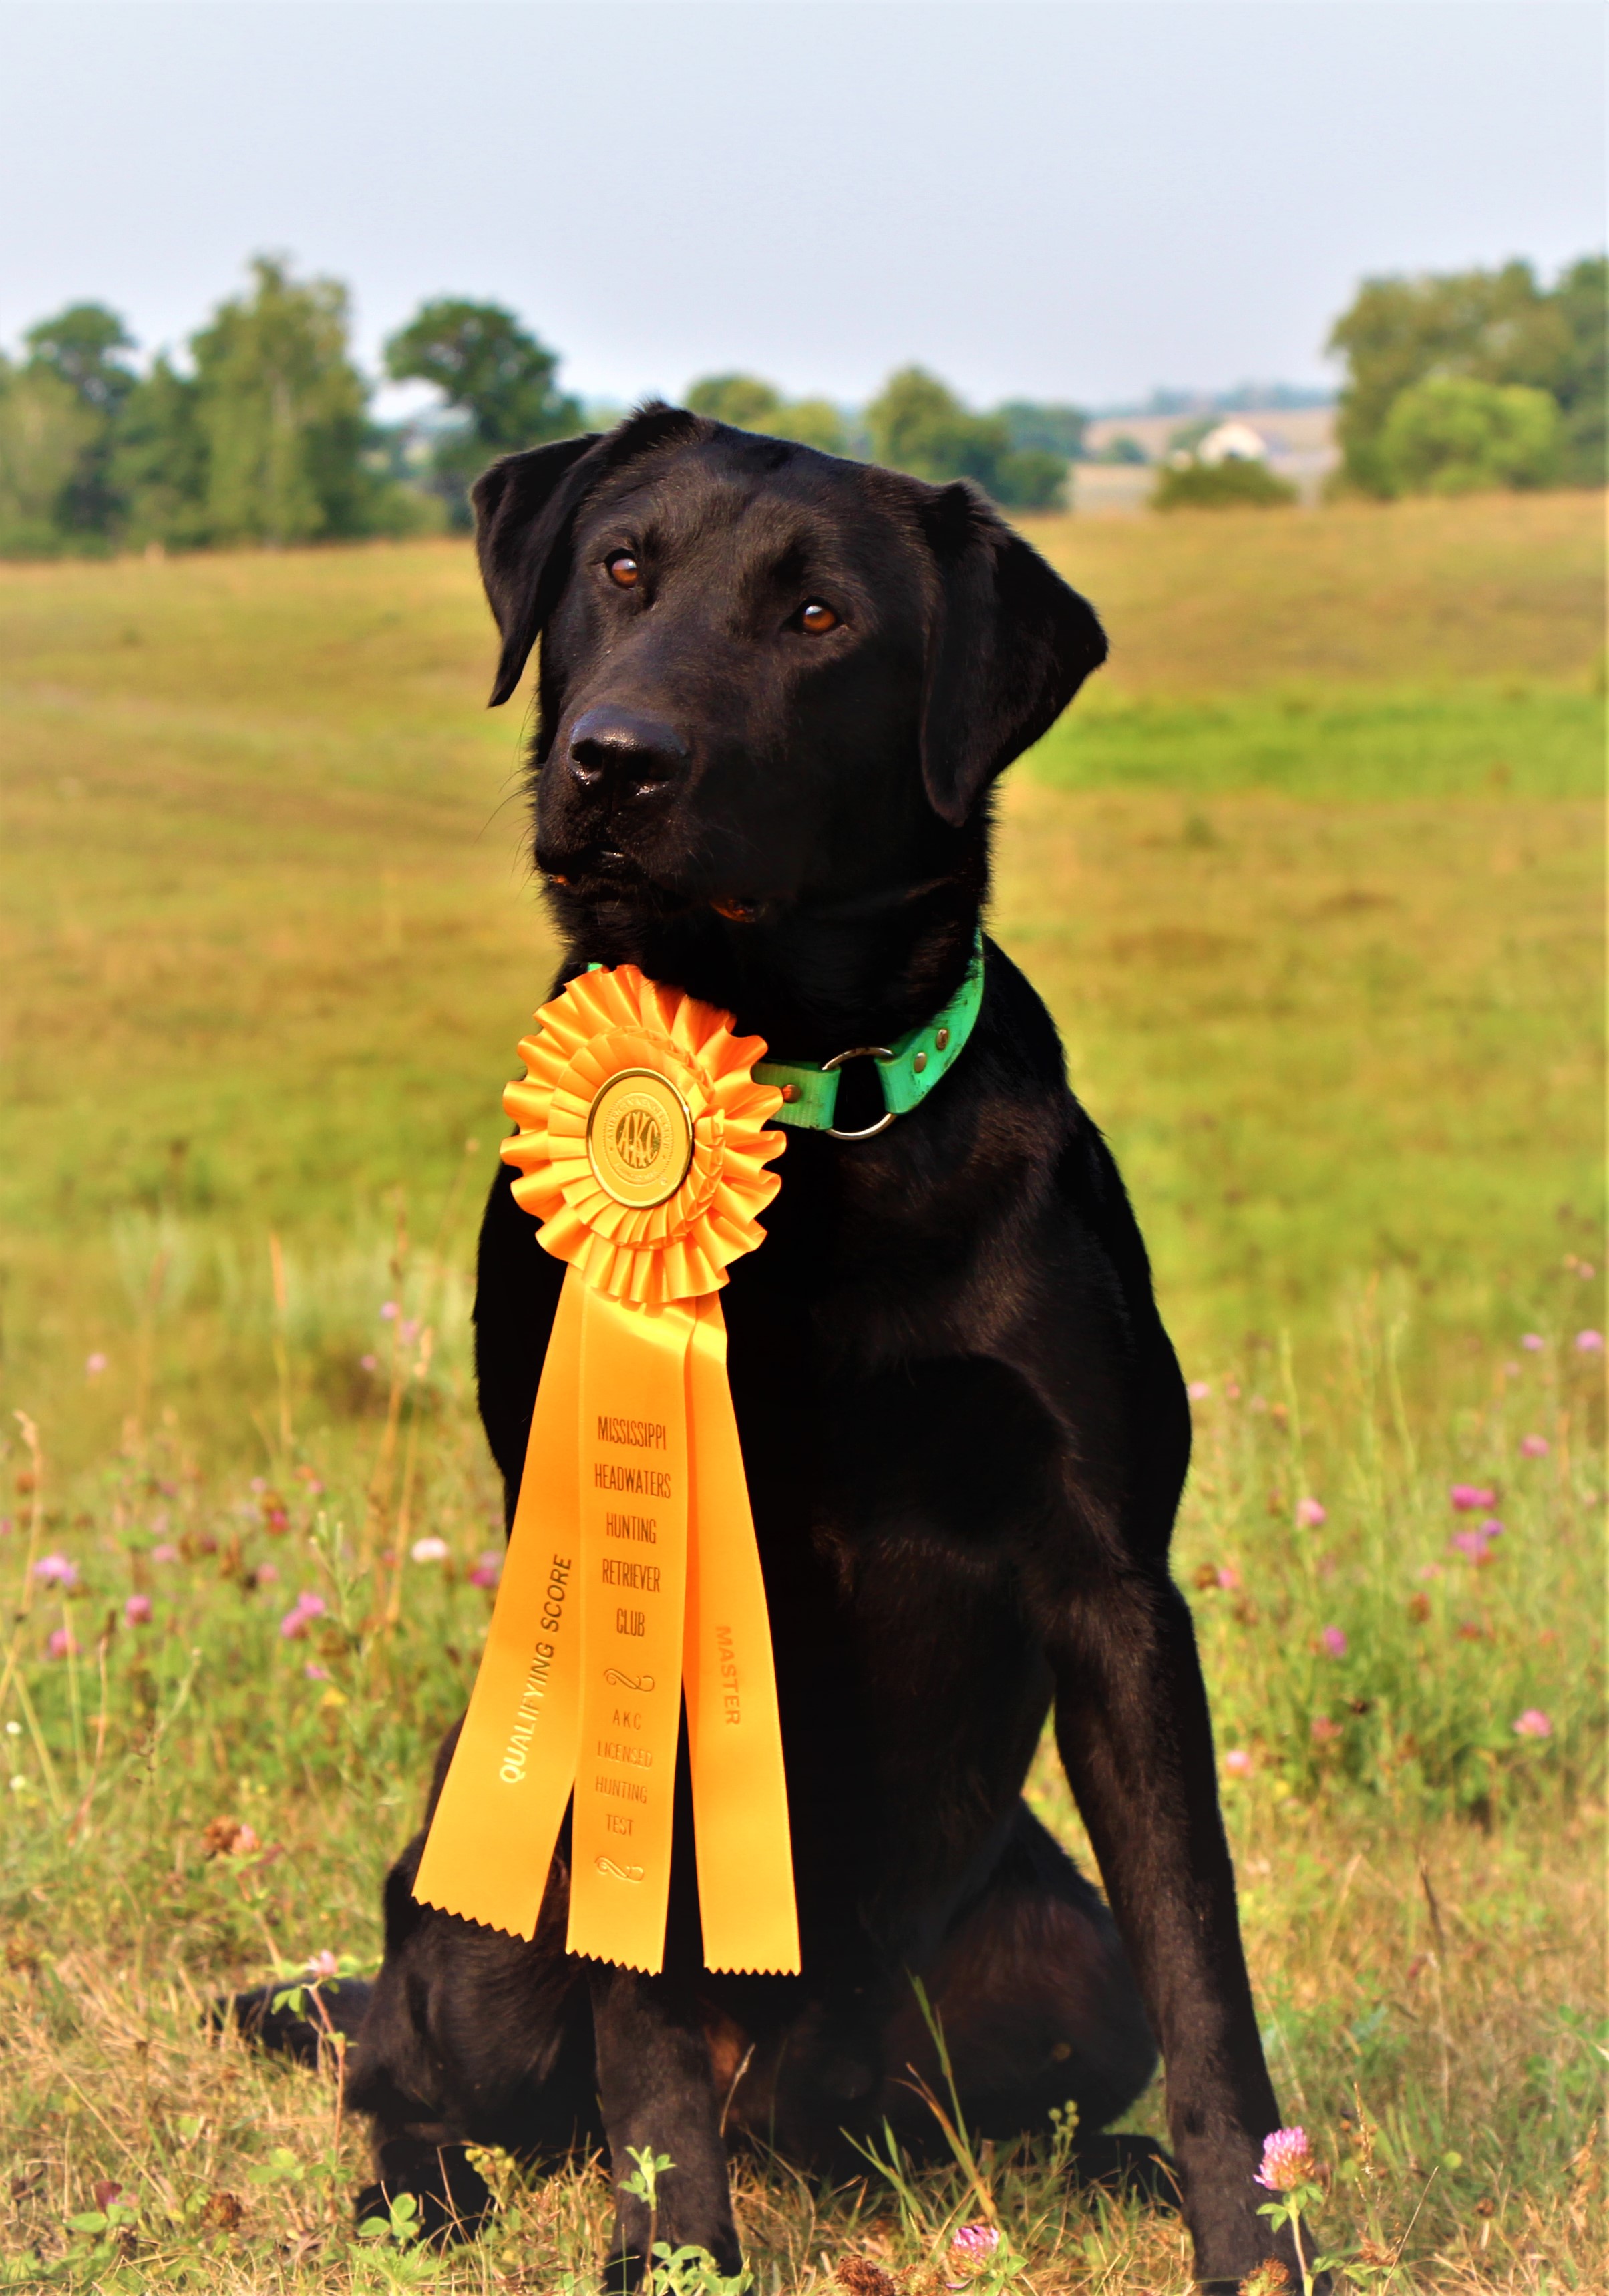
1027;683;1602;801
0;498;1604;2291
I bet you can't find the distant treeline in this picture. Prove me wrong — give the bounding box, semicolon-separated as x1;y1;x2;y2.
0;252;1601;558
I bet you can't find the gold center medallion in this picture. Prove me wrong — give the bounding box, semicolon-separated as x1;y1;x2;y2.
586;1069;695;1208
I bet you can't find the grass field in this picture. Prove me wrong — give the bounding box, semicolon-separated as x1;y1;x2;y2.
0;489;1604;2291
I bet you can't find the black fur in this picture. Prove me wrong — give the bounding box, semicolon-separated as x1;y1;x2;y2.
232;409;1299;2291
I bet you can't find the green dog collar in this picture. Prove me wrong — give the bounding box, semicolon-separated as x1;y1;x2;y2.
754;928;986;1140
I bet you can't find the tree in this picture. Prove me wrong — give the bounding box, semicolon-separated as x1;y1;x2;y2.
1326;257;1599;495
25;303;136;415
385;299;582;518
110;357;209;548
1550;255;1607;486
190;256;392;545
999;399;1087;461
1379;377;1560;496
865;367;1067;508
1153;458;1297;510
685;373;783;428
18;302;136;542
684;373;848;455
0;359;100;554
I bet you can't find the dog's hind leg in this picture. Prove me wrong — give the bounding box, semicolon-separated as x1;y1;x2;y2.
878;1802;1161;2166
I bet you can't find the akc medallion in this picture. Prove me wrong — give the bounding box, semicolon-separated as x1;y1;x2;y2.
585;1069;695;1208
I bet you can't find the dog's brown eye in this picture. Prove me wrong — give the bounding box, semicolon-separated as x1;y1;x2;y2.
799;600;838;634
606;552;640;589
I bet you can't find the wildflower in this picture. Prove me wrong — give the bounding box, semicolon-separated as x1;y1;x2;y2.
305;1949;339;1979
400;1317;421;1345
1449;1483;1495;1511
1256;2126;1312;2192
1310;1716;1341;1742
947;2223;1000;2282
1575;1330;1604;1353
1449;1528;1487;1559
469;1553;502;1589
92;2182;123;2212
254;1561;280;1585
1224;1748;1253;1776
202;1817;259;1858
1479;1515;1504;1539
1513;1708;1552;1739
1520;1333;1544;1351
278;1591;327;1639
35;1554;78;1587
1578;1262;1596;1280
250;1476;266;1494
124;1594;152;1626
360;1352;378;1372
1295;1497;1326;1529
1519;1434;1549;1458
303;1662;331;1682
1187;1380;1212;1401
151;1542;180;1564
379;1301;399;1322
410;1536;450;1563
85;1352;108;1377
1320;1626;1347;1659
1216;1564;1241;1591
47;1628;79;1660
1225;1380;1242;1400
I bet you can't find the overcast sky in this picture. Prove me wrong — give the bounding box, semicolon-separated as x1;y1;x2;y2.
1;1;1602;413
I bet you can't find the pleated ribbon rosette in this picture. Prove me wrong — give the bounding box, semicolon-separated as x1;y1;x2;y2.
413;965;799;1976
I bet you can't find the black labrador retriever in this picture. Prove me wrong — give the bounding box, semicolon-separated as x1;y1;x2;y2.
235;406;1302;2291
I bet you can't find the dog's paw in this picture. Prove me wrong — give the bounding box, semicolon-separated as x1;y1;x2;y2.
210;1979;373;2066
358;2139;494;2249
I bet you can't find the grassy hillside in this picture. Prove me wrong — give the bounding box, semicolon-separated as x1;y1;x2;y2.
0;494;1602;2293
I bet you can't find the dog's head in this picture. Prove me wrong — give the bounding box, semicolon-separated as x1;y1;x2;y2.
475;405;1105;929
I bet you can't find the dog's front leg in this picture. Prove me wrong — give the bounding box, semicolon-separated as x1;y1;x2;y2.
1048;1566;1299;2293
589;1965;741;2291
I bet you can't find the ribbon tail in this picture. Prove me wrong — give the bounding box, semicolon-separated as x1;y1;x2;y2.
685;1292;801;1975
567;1290;696;1973
412;1266;586;1938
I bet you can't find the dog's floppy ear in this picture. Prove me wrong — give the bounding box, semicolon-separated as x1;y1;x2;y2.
915;482;1107;826
473;435;602;706
473;404;709;707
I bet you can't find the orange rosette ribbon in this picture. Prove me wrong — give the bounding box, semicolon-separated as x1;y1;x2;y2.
413;966;799;1976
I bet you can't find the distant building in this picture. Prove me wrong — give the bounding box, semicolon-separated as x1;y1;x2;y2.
1198;419;1269;465
1077;401;1339;510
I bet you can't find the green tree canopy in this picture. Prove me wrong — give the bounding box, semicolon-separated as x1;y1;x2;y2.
866;367;1067;508
14;303;138;540
110;356;209;548
385;299;581;516
188;256;378;544
685;373;783;428
999;399;1087;461
683;373;849;455
25;303;137;415
1379;377;1560;496
1328;256;1603;494
0;359;100;555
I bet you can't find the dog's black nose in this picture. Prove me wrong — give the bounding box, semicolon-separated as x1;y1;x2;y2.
567;708;688;794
